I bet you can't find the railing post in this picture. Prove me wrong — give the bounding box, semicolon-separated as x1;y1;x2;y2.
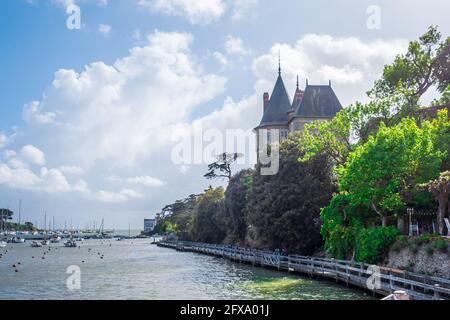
389;271;393;291
335;263;338;282
434;284;440;300
345;264;349;287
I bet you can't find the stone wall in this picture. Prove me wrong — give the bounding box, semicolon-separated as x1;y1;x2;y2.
386;245;450;279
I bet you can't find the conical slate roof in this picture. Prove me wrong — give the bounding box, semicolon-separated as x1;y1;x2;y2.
295;85;342;118
258;75;291;128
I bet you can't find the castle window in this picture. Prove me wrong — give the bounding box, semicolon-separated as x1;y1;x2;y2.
280;130;288;140
267;131;272;144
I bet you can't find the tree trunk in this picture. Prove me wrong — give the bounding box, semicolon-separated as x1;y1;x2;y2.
382;215;388;227
397;216;407;235
437;194;447;235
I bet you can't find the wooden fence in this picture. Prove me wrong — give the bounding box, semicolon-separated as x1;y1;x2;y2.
157;241;450;300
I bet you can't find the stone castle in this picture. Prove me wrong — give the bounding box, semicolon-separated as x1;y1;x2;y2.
254;63;342;149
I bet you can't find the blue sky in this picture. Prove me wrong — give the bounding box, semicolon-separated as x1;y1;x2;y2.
1;0;449;230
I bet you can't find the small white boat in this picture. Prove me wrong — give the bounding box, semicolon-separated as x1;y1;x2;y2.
64;239;77;248
31;241;43;248
11;237;26;244
50;237;61;243
41;240;50;246
0;241;7;248
75;237;84;242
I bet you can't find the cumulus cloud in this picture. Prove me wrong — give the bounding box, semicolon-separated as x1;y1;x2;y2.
23;101;56;124
128;176;166;187
98;24;112;36
59;165;84;175
231;0;258;21
224;35;250;56
22;30;226;168
138;0;226;25
0;134;11;149
0;162;70;194
11;30;226;203
252;34;407;105
20;145;46;166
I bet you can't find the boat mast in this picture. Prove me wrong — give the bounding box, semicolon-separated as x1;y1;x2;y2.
18;200;21;226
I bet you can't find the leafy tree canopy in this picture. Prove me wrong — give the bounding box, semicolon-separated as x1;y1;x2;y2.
337;118;444;225
190;187;226;244
247;133;335;254
369;26;450;112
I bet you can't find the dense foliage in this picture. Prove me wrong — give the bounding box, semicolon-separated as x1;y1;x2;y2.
247;133;335;254
190;187;226;243
221;169;254;244
152;194;199;240
355;227;400;263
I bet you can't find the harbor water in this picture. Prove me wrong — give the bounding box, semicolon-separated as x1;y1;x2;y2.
0;239;373;300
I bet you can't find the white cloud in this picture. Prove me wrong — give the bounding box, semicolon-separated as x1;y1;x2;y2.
59;165;84;175
138;0;226;25
90;188;144;204
213;51;228;68
231;0;258;21
252;34;407;105
128;176;166;187
23;101;56;124
40;167;72;193
98;24;112;36
224;35;250;56
0;134;11;149
0;161;70;194
21;145;46;166
8;30;227;204
22;30;226;168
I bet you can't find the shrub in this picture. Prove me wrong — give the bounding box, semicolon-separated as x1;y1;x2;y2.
432;239;448;253
426;245;435;256
409;242;419;254
356;227;400;264
391;241;404;253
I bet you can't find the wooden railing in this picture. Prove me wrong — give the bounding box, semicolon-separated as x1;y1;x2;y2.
157;241;450;300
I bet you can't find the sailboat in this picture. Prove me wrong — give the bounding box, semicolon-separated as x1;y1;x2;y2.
31;241;43;248
50;236;61;243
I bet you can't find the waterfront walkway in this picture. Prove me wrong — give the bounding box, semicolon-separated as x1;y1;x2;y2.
158;241;450;300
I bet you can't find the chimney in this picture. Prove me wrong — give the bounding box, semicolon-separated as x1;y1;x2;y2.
263;92;269;112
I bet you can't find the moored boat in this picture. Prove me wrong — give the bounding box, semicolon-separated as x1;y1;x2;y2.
31;241;43;248
50;236;61;243
64;239;77;248
0;241;6;248
10;237;26;244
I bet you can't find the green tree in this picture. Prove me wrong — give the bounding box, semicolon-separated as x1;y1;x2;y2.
300;99;395;167
338;118;443;228
221;169;254;244
190;187;226;243
430;110;450;171
369;26;450;113
153;194;199;239
247;133;335;254
204;153;243;181
432;85;450;106
419;171;450;235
